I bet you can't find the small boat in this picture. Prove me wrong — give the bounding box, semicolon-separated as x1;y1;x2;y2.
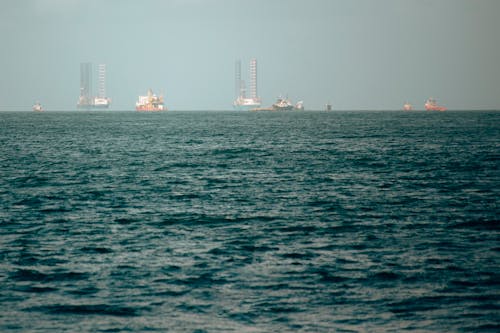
272;96;294;111
425;98;446;111
403;102;413;111
294;101;304;111
32;102;43;112
325;103;332;111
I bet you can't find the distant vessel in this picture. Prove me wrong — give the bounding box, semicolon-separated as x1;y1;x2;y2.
272;96;294;111
32;102;43;112
233;59;261;110
325;103;332;111
425;98;446;111
294;101;305;111
403;102;413;111
136;89;166;111
249;96;297;111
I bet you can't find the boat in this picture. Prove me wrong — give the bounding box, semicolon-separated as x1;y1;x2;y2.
403;102;413;111
272;96;294;111
325;103;332;111
136;89;166;111
294;101;305;111
425;98;446;111
32;102;43;112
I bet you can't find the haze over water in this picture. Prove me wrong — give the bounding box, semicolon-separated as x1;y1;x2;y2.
1;0;500;110
1;111;499;332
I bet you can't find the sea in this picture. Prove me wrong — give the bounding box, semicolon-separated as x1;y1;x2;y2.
0;110;499;332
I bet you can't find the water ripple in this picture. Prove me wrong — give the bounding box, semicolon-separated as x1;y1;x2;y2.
0;111;499;332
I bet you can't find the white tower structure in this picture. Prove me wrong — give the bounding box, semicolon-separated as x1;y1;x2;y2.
249;58;257;99
98;64;106;99
233;58;261;110
93;64;110;108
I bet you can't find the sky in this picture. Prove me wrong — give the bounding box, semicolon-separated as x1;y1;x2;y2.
0;0;499;111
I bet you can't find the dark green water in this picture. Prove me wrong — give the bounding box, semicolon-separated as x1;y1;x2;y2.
0;111;499;332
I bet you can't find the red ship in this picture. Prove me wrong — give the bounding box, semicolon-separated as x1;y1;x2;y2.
425;98;447;111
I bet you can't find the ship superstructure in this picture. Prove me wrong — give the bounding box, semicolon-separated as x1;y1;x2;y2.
233;58;261;110
136;89;166;111
77;62;111;109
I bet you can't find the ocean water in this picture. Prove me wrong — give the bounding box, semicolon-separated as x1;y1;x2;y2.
0;110;499;332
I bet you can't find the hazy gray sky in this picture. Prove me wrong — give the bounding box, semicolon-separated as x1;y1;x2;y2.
1;0;499;110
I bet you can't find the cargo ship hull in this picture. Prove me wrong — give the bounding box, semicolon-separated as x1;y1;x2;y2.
425;105;447;111
136;105;165;112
